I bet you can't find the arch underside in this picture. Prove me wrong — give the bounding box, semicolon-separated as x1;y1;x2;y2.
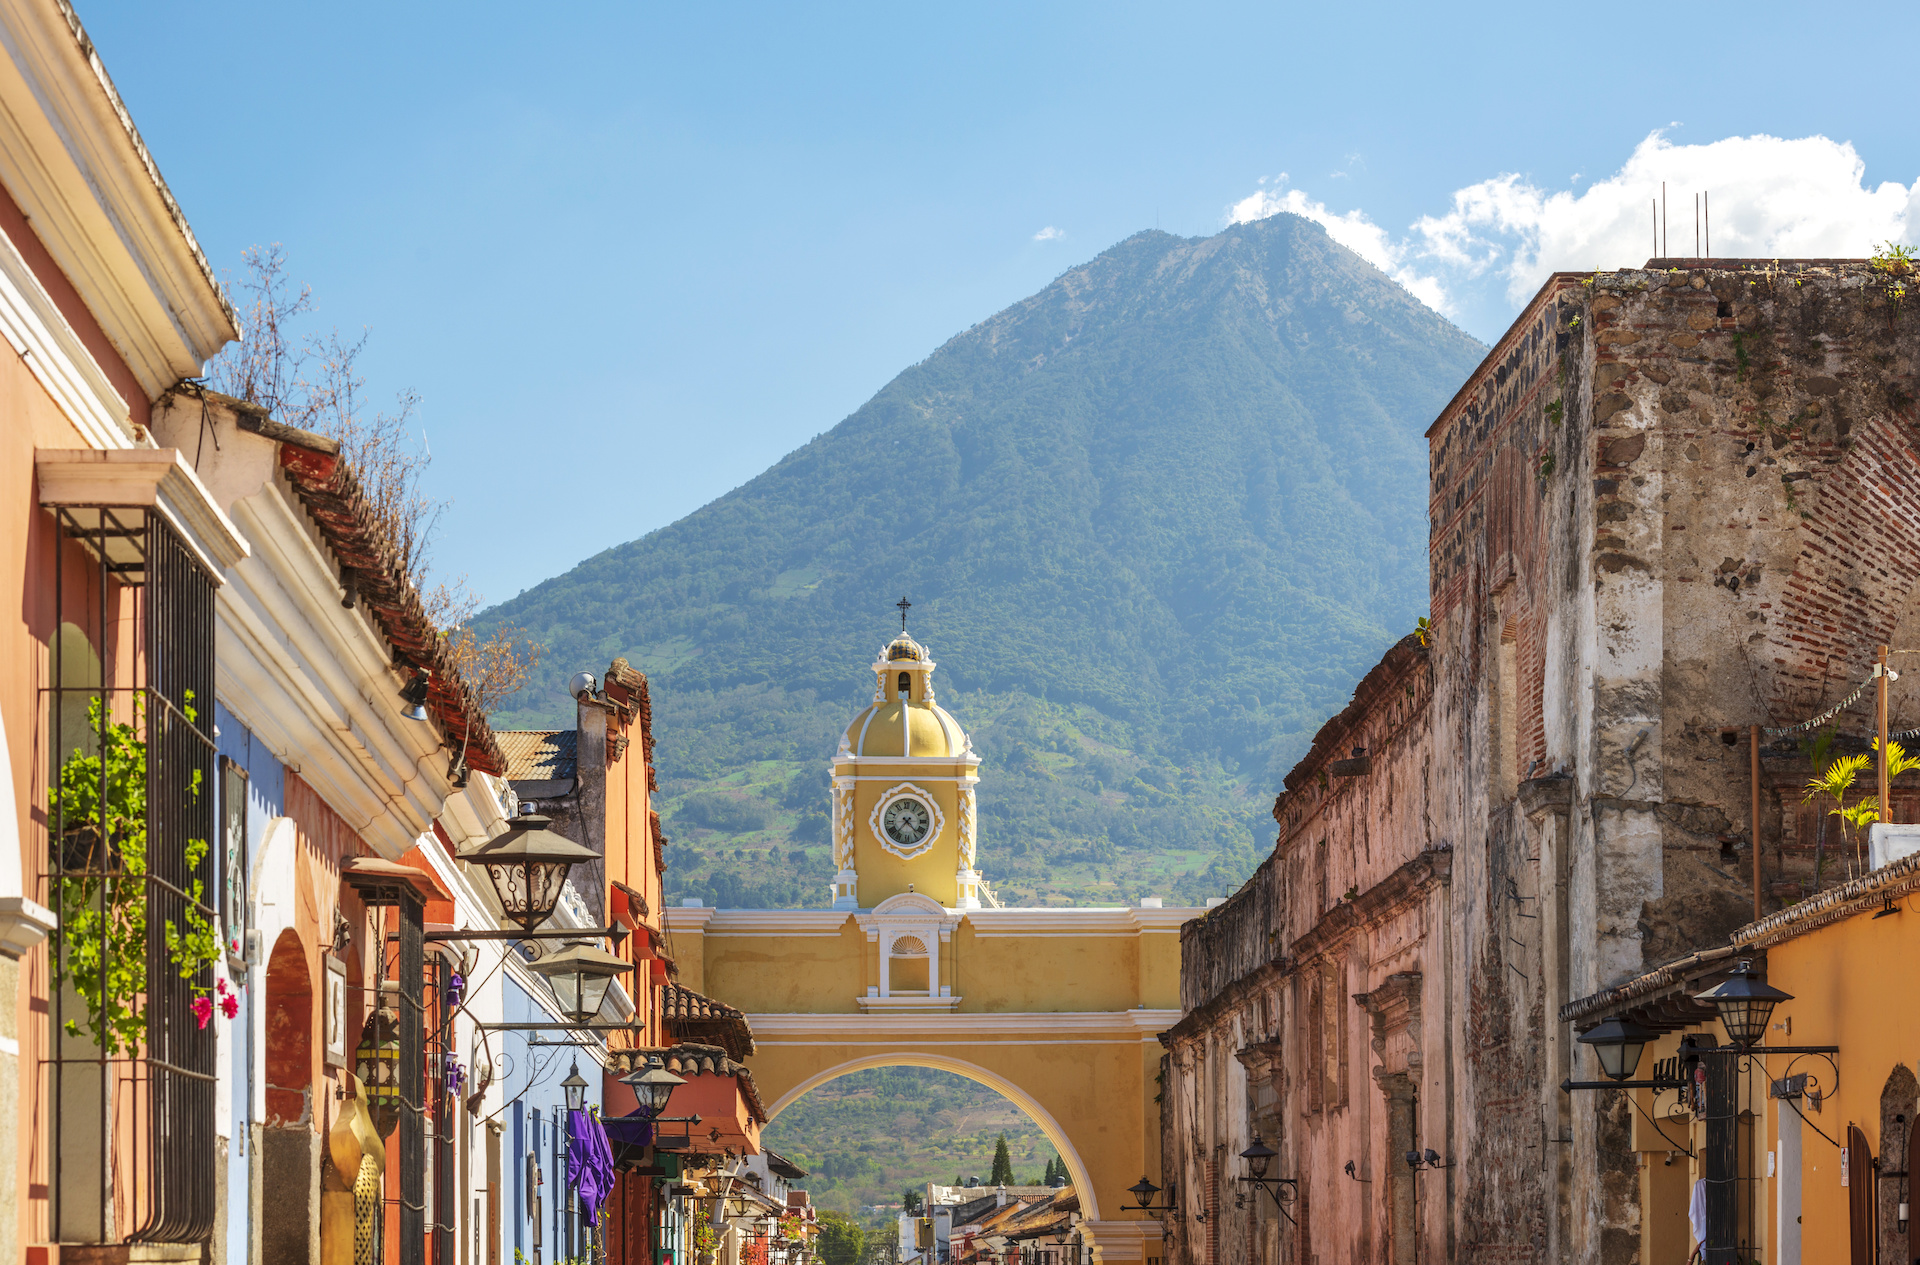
765;1051;1105;1221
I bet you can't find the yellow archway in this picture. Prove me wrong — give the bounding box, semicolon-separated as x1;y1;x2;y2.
663;628;1197;1263
664;902;1190;1263
765;1052;1103;1219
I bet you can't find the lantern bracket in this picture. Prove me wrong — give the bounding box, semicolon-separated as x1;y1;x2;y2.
1562;1044;1838;1092
398;924;630;943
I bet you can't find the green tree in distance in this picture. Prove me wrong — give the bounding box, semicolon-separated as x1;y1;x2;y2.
817;1211;864;1265
990;1135;1014;1186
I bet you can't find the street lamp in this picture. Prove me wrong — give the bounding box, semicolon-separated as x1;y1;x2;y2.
563;1059;589;1113
1239;1136;1276;1179
355;1000;402;1135
398;669;432;722
1121;1177;1170;1219
1693;960;1792;1049
1576;1014;1658;1081
455;810;601;933
526;941;634;1024
621;1053;687;1119
1235;1134;1298;1222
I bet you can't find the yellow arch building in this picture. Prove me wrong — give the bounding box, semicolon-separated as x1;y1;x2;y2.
664;631;1191;1263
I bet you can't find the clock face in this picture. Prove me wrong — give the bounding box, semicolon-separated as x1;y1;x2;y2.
883;796;933;847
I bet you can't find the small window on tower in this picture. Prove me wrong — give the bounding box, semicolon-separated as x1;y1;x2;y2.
898;672;911;699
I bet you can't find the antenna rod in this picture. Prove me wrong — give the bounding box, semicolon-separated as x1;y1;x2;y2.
1662;181;1667;258
1695;193;1700;258
1705;191;1710;258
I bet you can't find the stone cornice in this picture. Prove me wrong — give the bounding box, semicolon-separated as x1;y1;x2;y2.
1289;844;1452;963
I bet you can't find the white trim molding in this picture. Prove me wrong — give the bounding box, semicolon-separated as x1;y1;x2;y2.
0;1;237;397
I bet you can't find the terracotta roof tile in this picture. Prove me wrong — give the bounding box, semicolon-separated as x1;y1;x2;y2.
497;729;577;782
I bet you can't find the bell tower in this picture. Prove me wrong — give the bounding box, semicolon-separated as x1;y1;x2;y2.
828;607;983;910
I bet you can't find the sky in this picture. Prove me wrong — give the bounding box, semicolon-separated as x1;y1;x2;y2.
78;1;1920;611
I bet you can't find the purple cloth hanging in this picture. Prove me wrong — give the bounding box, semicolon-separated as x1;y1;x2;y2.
568;1108;617;1223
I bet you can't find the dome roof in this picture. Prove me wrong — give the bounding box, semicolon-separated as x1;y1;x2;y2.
841;699;969;759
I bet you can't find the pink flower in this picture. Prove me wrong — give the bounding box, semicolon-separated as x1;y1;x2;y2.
220;993;239;1020
191;997;213;1030
216;978;230;998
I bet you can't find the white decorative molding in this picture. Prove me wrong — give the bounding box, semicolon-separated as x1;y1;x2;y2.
960;907;1201;936
0;896;56;959
957;784;977;869
37;447;249;578
868;782;945;860
0;0;238;398
832;782;855;869
661;905;718;933
683;910;852;935
747;1008;1181;1041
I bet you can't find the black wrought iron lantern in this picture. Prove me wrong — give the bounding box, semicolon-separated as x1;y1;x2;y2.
562;1059;589;1113
1239;1135;1277;1180
1693;960;1792;1049
525;940;633;1024
1577;1014;1658;1081
621;1053;687;1119
455;810;599;932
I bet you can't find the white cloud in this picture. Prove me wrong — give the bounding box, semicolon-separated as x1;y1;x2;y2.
1228;133;1920;331
1033;225;1065;242
1229;178;1449;312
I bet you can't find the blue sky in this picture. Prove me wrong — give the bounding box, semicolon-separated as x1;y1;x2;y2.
82;1;1920;608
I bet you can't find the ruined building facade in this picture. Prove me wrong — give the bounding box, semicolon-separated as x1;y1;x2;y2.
1162;259;1920;1264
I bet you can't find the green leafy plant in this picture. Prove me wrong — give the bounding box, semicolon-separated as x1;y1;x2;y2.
1414;616;1432;647
1871;242;1917;275
1804;751;1873;879
1545;398;1565;426
50;693;221;1056
1874;736;1920;779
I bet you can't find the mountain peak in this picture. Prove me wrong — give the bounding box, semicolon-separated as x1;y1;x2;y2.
479;217;1484;908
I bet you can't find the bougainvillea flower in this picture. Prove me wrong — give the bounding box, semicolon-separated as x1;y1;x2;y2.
192;997;213;1029
220;993;239;1020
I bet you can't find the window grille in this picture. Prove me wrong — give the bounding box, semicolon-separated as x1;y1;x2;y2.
46;507;218;1243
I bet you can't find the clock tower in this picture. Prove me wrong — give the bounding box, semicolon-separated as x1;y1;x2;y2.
828;625;983;910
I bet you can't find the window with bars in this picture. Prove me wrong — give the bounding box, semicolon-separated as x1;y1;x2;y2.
45;508;219;1244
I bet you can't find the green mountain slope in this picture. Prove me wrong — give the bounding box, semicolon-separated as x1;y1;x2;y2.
760;1067;1057;1218
478;214;1483;907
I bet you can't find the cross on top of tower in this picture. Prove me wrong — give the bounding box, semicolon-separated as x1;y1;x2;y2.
896;596;911;631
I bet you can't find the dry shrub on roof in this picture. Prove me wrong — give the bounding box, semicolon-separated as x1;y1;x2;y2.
207;244;540;716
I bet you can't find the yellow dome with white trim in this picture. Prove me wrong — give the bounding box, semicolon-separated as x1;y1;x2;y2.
839;634;972;759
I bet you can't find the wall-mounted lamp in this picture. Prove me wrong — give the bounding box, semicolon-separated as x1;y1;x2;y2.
1236;1135;1298;1224
1120;1177;1176;1222
1343;1160;1371;1183
398;668;432;722
1692;960;1792;1050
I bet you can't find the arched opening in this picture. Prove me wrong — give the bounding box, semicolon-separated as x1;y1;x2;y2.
897;672;912;700
1879;1064;1917;1264
263;928;316;1263
764;1053;1100;1221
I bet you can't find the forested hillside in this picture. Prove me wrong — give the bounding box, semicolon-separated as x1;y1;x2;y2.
475;214;1483;906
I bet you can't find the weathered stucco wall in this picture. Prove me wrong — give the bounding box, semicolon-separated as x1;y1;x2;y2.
1167;258;1920;1265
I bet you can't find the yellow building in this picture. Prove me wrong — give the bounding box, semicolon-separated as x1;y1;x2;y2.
1563;851;1920;1264
665;627;1197;1264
